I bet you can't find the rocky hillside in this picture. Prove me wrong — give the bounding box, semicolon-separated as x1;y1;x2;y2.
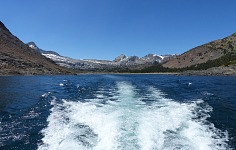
0;21;72;75
163;33;236;68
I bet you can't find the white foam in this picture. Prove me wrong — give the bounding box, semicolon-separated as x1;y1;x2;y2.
38;82;229;150
38;100;120;150
202;91;214;96
138;87;229;150
41;92;51;98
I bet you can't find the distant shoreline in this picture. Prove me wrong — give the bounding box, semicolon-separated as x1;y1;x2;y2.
76;72;180;75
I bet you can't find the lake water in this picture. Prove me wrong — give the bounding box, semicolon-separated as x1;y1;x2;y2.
0;75;236;150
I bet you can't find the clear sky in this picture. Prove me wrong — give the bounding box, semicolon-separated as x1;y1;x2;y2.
1;0;236;60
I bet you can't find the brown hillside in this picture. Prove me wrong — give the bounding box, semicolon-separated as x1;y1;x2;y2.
163;33;236;68
0;21;72;75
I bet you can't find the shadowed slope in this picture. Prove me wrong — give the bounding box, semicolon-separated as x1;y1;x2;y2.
0;21;72;75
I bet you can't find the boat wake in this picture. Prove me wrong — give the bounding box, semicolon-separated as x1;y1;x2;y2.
38;81;229;150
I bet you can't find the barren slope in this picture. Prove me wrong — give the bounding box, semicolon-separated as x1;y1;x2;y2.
0;21;72;75
163;33;236;68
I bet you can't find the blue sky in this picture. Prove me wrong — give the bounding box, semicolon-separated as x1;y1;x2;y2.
1;0;236;60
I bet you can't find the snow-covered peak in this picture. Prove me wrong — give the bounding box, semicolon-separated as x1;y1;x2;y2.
114;54;127;62
142;54;163;62
27;42;38;50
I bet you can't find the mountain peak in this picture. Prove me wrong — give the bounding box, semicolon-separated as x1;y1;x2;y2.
114;54;127;62
27;41;38;50
27;41;36;46
26;41;61;56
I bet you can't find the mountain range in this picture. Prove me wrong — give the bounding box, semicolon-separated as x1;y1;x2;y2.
27;42;177;72
1;20;236;75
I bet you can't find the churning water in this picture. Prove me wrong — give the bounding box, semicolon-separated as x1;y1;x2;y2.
0;75;236;149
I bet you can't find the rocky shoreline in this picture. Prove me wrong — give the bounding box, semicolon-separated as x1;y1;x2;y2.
180;65;236;76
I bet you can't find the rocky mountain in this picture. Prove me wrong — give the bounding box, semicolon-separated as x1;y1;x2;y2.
26;41;176;72
27;42;60;56
39;50;176;72
163;33;236;68
0;21;72;75
115;54;165;65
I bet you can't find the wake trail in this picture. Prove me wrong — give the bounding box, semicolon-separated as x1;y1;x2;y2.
38;81;229;150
